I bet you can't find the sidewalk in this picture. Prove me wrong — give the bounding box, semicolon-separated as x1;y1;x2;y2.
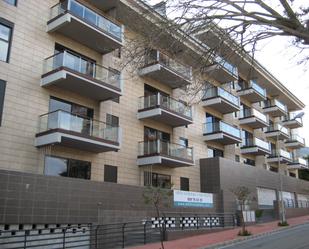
130;215;309;249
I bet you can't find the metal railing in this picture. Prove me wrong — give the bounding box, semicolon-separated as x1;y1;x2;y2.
0;214;235;249
283;198;309;208
138;93;192;118
242;137;270;151
138;140;194;161
214;55;238;76
203;121;241;139
266;123;289;135
240;108;267;123
50;0;122;40
43;50;121;89
286;134;305;144
144;49;192;80
290;157;308;167
203;86;240;107
38;110;120;143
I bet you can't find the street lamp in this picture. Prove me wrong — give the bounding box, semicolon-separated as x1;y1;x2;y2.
277;111;304;224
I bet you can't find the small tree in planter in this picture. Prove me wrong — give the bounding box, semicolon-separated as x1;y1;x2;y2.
231;186;253;236
143;185;173;249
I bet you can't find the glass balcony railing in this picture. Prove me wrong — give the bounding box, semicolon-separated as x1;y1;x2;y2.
38;110;120;143
251;80;266;97
270;149;292;159
287;134;305;144
43;51;121;89
203;86;240;107
264;99;287;112
240;108;268;123
50;0;122;41
242;137;270;151
144;49;192;80
203;121;241;139
283;112;303;123
214;55;238;76
267;123;289;135
138;93;192;119
295;157;308;166
138;140;193;161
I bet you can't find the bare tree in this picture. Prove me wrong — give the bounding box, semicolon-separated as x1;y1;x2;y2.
230;186;253;236
143;185;173;249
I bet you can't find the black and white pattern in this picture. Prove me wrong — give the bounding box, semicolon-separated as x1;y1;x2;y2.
180;217;198;228
149;217;176;228
202;217;221;227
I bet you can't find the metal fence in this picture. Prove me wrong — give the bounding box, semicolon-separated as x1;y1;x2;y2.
284;198;309;208
0;213;235;249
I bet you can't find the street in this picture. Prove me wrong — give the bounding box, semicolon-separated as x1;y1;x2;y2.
221;223;309;249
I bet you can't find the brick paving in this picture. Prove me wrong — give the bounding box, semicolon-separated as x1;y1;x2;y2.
129;215;309;249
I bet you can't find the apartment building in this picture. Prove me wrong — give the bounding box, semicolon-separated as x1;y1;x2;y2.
0;0;308;227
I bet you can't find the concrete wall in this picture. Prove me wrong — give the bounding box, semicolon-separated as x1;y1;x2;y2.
0;169;217;225
200;157;309;213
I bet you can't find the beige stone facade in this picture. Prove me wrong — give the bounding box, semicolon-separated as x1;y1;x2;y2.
0;0;306;194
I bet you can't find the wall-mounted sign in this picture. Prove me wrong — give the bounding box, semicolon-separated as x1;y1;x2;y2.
173;190;213;208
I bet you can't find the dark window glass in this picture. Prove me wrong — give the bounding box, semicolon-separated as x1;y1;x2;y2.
289;172;296;178
104;165;118;183
144;127;170;142
269;166;278;173
180;177;189;191
44;156;91;180
0;80;6;126
106;114;119;127
235;155;240;162
241;130;253;146
207;147;223;158
3;0;17;6
244;158;255;166
179;137;188;147
0;21;12;62
144;172;171;189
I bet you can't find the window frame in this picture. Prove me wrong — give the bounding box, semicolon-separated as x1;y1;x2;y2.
0;80;6;126
44;155;91;180
104;165;118;183
0;17;14;63
180;177;189;191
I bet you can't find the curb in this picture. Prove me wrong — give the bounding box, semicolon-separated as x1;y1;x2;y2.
200;222;309;249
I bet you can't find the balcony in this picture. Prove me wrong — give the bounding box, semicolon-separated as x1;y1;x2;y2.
137;93;192;127
285;135;305;149
137;140;194;167
47;0;123;54
282;113;303;129
263;99;288;117
41;51;122;101
236;80;266;102
203;55;238;83
139;50;192;88
241;138;271;155
203;121;242;145
267;149;293;164
35;110;121;153
202;86;240;114
265;123;290;140
287;158;309;170
239;108;269;129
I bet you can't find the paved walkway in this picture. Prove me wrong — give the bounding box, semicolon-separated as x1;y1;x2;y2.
130;215;309;249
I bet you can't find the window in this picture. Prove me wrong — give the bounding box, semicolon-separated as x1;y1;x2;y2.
0;80;6;126
104;165;118;183
180;177;189;191
289;172;296;178
269;166;278;173
207;147;224;158
106;114;119;127
144;171;171;189
0;19;13;63
241;130;253;147
44;156;91;180
179;137;188;147
235;155;240;162
244;158;255;166
3;0;17;6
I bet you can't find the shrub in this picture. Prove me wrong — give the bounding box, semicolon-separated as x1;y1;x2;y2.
255;209;263;219
238;229;252;236
278;221;289;226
